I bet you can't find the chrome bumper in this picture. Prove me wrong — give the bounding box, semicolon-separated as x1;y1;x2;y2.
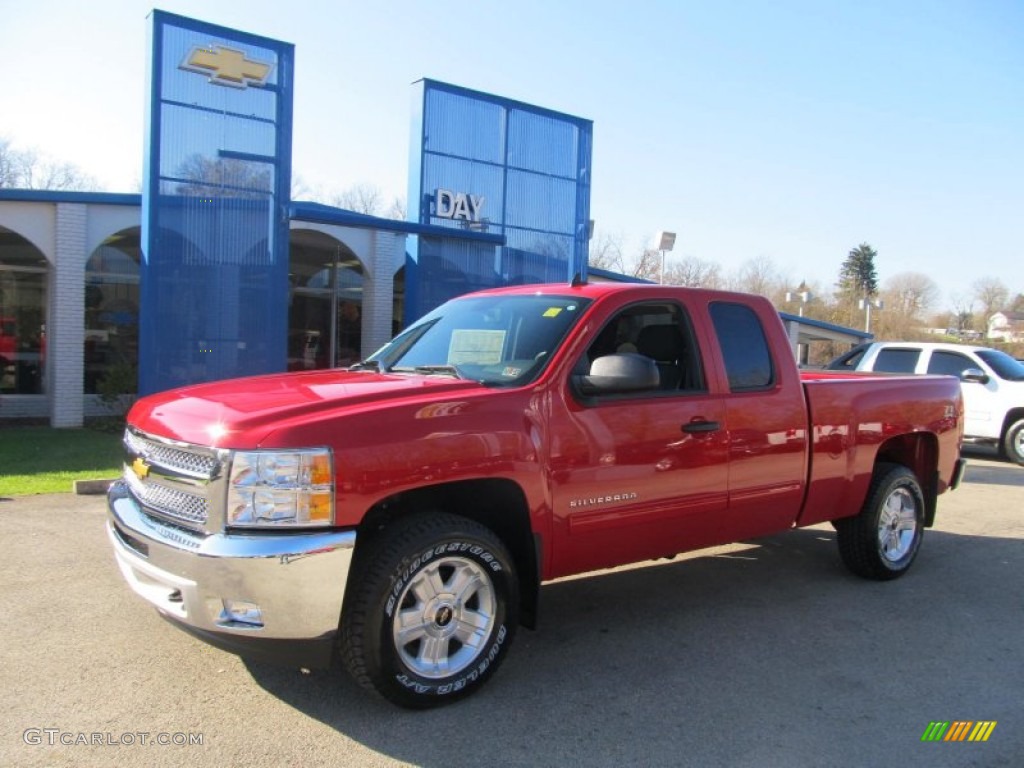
107;480;356;667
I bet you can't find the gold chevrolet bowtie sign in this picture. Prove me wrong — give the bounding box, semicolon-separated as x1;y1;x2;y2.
180;45;273;88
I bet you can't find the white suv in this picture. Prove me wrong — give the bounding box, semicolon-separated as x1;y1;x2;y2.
828;342;1024;466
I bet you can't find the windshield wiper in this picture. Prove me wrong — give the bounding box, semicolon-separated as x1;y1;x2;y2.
348;360;381;372
390;364;465;379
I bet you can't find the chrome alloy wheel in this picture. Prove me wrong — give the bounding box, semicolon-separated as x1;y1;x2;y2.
877;487;919;563
392;556;496;679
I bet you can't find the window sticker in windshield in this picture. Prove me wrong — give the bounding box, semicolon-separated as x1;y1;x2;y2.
448;329;506;365
543;307;563;318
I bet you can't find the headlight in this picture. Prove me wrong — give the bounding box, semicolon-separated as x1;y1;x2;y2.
227;448;334;528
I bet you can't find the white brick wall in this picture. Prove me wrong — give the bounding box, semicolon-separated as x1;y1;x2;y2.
0;395;50;420
362;231;405;357
49;203;87;427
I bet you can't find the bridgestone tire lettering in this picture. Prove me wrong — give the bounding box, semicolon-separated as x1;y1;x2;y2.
339;512;519;709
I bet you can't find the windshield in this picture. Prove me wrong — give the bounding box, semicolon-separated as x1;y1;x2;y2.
976;349;1024;381
365;294;591;386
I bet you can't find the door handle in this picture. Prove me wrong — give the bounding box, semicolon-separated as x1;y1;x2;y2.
682;420;720;434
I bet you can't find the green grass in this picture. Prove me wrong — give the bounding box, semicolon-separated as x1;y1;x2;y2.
0;426;123;496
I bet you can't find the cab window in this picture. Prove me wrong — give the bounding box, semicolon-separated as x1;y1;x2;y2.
874;348;920;373
926;351;975;377
709;302;773;391
579;302;705;394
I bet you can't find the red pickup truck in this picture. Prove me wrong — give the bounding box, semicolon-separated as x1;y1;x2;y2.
108;282;965;708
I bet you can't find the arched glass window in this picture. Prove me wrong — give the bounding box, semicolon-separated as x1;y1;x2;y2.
288;229;364;370
85;228;140;394
0;226;48;395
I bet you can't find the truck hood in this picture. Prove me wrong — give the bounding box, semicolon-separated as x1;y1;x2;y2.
127;369;484;448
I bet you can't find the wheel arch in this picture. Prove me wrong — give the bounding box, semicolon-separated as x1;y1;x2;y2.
875;432;940;526
1001;408;1024;439
353;478;541;629
1000;408;1024;464
835;460;926;580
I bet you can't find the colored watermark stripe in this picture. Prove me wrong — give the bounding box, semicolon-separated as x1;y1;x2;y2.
921;721;997;742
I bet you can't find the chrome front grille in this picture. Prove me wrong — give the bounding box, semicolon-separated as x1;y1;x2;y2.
124;430;219;479
124;470;209;526
123;428;225;532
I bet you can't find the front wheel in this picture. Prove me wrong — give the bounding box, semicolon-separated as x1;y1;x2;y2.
340;512;519;708
1001;418;1024;466
836;463;925;580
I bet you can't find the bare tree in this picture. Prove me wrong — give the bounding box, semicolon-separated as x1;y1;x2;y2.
290;173;314;201
663;256;723;288
385;196;407;221
0;137;97;191
330;184;385;215
289;175;405;220
883;272;940;319
949;293;977;333
587;231;625;273
632;247;663;283
730;255;786;301
973;277;1010;322
176;155;270;198
0;138;20;188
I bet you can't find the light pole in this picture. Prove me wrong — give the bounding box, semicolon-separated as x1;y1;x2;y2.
859;296;884;333
785;290;812;317
655;231;676;284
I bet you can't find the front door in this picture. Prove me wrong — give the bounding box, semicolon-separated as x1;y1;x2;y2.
548;300;729;577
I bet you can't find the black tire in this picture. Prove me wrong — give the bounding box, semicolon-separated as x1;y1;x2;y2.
1000;418;1024;466
339;512;519;708
835;463;925;581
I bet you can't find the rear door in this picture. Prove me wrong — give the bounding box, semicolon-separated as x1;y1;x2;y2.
708;301;808;539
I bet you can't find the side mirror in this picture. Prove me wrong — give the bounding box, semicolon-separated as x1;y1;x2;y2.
576;353;659;395
960;367;989;384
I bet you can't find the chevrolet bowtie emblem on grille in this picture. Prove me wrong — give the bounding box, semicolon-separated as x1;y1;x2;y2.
131;457;151;481
180;45;273;89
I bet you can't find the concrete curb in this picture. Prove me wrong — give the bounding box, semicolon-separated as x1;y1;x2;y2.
74;479;116;495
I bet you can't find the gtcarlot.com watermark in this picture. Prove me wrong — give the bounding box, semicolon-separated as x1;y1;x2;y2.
23;728;204;747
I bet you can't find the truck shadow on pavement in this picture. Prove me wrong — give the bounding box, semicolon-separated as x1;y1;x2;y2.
242;520;1023;767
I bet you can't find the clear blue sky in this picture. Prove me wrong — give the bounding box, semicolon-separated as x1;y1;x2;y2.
2;0;1022;312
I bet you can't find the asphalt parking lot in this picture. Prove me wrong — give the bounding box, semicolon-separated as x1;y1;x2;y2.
1;449;1021;767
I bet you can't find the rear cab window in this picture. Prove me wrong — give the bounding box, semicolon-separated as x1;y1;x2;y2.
873;348;921;373
709;302;774;391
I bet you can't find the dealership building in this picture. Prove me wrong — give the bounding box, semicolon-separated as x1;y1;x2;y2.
0;12;866;428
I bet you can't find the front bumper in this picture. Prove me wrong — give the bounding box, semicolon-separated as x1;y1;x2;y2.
107;480;356;668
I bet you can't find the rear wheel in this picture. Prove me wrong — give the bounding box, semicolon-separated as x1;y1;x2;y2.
1001;418;1024;466
340;512;519;708
836;463;925;580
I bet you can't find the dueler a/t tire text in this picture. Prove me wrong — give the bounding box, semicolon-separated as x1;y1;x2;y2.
339;512;519;708
836;463;925;581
